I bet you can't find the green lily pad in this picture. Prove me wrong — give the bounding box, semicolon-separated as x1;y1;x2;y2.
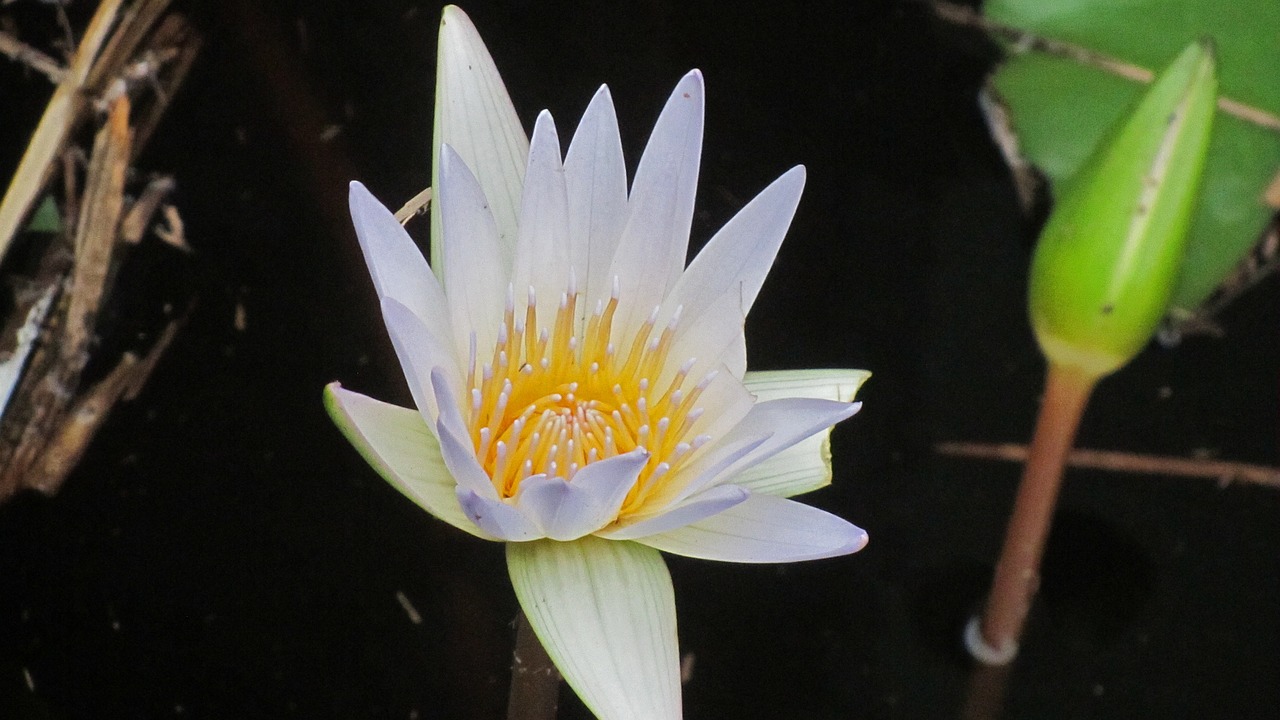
986;0;1280;318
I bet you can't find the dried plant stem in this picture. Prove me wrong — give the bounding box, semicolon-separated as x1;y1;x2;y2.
969;363;1097;665
0;30;67;83
0;1;201;501
935;441;1280;489
507;612;561;720
0;0;124;262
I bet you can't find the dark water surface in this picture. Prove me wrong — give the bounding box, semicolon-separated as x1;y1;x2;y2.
1;1;1276;718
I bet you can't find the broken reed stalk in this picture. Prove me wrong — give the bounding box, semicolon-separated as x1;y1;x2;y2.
507;611;562;720
966;363;1096;665
0;0;126;261
0;0;200;500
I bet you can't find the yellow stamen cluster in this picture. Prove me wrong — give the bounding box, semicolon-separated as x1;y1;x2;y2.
464;278;712;515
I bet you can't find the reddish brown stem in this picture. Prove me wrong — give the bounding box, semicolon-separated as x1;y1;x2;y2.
970;363;1097;664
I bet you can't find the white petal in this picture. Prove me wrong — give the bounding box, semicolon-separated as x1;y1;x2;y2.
663;167;807;377
432;6;529;276
380;298;463;430
731;435;832;497
348;182;453;345
636;492;868;563
644;430;769;512
697;397;861;493
633;368;757;511
323;384;496;540
657;290;747;388
458;489;543;541
606;71;704;339
674;166;805;319
507;537;681;720
514;449;650;541
599;484;748;540
440;144;508;361
732;370;870;497
510;111;572;310
428;367;499;501
564;85;628;329
569;448;652;509
684;364;756;449
742;368;871;403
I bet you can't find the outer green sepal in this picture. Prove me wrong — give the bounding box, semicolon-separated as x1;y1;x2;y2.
1028;40;1217;378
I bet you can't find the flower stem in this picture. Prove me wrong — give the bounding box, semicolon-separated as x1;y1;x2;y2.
968;362;1098;664
506;611;561;720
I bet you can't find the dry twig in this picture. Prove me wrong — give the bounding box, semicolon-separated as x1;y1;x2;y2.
936;441;1280;489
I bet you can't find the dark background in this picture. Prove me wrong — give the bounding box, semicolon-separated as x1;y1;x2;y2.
0;1;1276;718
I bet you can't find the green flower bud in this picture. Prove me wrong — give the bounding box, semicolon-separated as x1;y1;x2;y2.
1029;41;1217;378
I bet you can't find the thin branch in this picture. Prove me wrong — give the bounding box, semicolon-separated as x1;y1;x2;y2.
0;30;66;83
936;441;1280;489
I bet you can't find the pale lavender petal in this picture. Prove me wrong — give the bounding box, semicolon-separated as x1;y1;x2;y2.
671;166;805;325
324;384;497;540
348;182;453;345
564;85;628;328
635;493;868;563
606;71;703;340
661;166;806;379
428;367;499;501
432;7;529;272
732;369;871;497
642;430;769;512
458;489;543;541
380;298;462;431
511;111;573;312
655;291;747;388
731;435;832;498
562;448;652;517
705;397;861;488
681;364;756;449
440;144;508;361
599;484;748;540
514;449;648;541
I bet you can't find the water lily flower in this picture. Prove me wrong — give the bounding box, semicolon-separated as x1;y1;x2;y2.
324;6;870;719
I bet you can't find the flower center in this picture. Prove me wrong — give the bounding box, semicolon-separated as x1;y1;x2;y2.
464;278;712;514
